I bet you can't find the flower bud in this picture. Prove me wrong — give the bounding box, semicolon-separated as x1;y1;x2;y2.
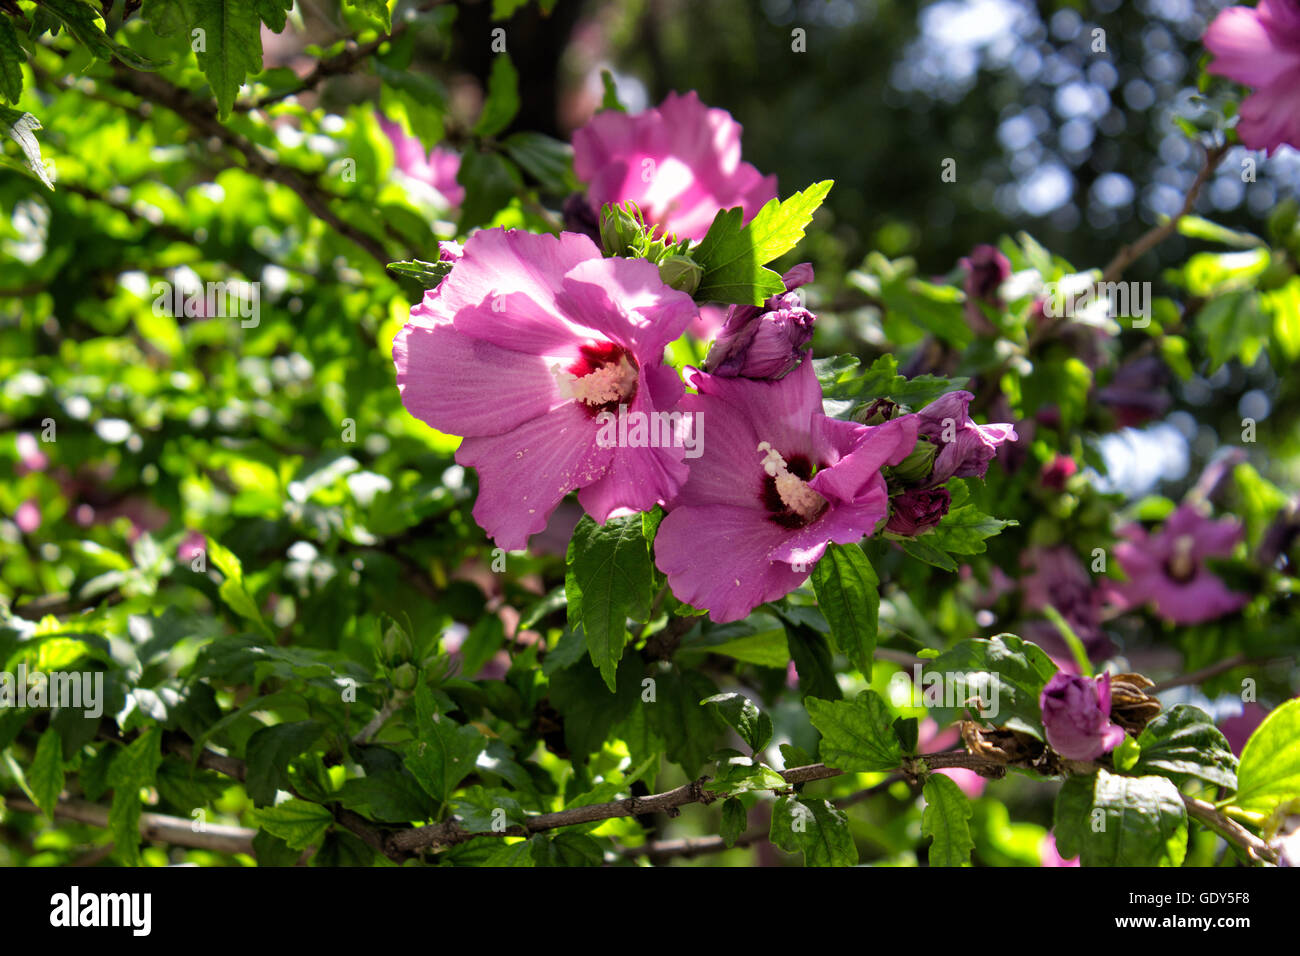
702;264;816;380
1039;672;1127;761
381;622;413;665
889;437;938;485
854;398;900;426
657;254;703;295
600;203;644;257
885;486;950;536
391;662;418;691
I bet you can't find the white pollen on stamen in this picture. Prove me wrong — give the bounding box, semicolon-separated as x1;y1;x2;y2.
756;441;827;519
551;354;637;406
1168;533;1198;579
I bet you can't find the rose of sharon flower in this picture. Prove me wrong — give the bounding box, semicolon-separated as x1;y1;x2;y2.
380;117;465;207
654;358;918;622
1039;672;1127;761
393;228;698;549
1020;545;1111;660
1204;0;1300;154
1113;504;1249;625
909;391;1018;487
572;91;778;241
885;487;951;536
703;264;816;380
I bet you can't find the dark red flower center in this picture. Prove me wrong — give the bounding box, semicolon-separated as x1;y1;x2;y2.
561;342;639;416
759;447;827;529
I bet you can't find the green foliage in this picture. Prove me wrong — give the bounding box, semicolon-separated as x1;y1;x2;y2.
769;796;858;867
1054;770;1188;867
1132;705;1238;790
692;180;833;304
565;515;655;692
806;691;902;772
921;774;974;867
1232;699;1300;818
810;543;879;676
0;0;1295;872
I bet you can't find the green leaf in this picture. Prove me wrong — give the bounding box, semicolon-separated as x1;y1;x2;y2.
244;720;323;806
44;0;167;71
1233;698;1300;817
502;131;576;193
404;683;484;803
473;54;519;138
701;693;772;753
810;543;879;676
1176;215;1264;249
692;180;834;304
707;629;790;668
1056;770;1188;867
254;0;295;31
922;635;1058;739
565;515;654;692
0;16;24;104
814;353;967;415
547;653;641;758
0;106;54;190
1133;705;1238;790
928;503;1017;556
806;691;903;772
107;728;163;866
144;0;261;118
458;615;505;678
921;773;974;866
720;797;746;848
784;623;840;701
1052;773;1092;860
491;0;530;19
456;148;522;231
343;0;390;30
648;668;723;777
899;537;959;572
255;799;333;851
1196;290;1270;371
337;771;437;823
705;759;787;794
880;275;972;347
386;259;453;288
599;69;625;112
29;728;65;819
769;796;858;866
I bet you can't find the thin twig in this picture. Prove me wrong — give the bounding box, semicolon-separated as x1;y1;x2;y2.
1101;142;1230;283
1182;795;1278;864
4;794;257;856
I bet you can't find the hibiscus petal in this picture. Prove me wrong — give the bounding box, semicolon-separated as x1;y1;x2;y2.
558;257;698;356
394;322;561;437
456;403;611;550
655;503;807;622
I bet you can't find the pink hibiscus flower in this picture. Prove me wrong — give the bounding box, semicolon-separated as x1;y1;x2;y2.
380;117;465;207
1204;0;1300;153
653;358;917;622
393;228;698;550
572;91;778;241
1112;504;1250;625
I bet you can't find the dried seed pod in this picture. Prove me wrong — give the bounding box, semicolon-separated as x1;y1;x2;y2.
1109;672;1162;734
961;721;1045;765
